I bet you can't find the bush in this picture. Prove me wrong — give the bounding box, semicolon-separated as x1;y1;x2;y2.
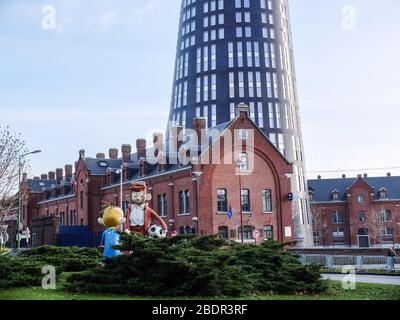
66;234;327;297
0;246;102;289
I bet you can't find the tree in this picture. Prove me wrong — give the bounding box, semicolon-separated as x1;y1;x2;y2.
365;206;387;247
0;125;27;228
311;205;326;246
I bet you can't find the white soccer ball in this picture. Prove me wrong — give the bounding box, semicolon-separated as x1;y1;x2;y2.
148;225;167;239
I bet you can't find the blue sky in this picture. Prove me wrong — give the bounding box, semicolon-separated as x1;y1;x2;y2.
0;0;399;179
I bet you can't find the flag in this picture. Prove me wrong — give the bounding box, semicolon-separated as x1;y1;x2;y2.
228;206;233;220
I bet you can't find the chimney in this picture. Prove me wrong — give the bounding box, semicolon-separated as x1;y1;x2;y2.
121;144;132;163
109;148;119;160
136;139;147;159
48;171;56;180
387;172;391;177
317;175;322;180
152;132;164;157
363;173;368;178
342;174;346;179
41;174;48;180
65;164;73;182
22;173;27;181
192;117;207;146
56;168;63;184
96;153;106;159
236;103;250;120
79;149;86;158
357;174;362;179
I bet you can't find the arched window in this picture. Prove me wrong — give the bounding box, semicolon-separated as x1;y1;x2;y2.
217;189;228;212
238;225;254;241
263;189;273;212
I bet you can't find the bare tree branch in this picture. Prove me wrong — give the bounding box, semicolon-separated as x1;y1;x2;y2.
0;125;28;229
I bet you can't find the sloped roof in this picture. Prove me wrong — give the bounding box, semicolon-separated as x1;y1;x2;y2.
27;179;57;193
308;176;400;202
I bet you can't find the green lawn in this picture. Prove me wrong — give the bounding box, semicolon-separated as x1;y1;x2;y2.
0;281;399;300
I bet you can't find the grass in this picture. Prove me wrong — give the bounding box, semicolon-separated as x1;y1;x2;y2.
0;281;399;301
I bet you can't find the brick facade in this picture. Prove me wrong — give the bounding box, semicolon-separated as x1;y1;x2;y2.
12;106;295;246
309;175;400;248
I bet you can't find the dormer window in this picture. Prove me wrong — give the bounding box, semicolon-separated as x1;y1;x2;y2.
331;190;340;201
98;161;108;168
379;188;388;199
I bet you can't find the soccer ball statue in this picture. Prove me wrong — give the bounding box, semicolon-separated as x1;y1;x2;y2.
148;225;167;238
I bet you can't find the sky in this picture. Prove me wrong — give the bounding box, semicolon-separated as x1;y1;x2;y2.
0;0;399;180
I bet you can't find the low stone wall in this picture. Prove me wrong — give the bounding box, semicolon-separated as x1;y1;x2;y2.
287;247;400;257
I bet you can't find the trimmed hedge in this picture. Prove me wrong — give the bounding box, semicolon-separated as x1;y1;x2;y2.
66;234;327;297
0;246;101;289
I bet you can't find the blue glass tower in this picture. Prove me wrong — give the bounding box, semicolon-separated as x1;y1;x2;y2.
168;0;312;246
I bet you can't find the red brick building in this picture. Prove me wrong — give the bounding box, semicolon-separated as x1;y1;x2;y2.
309;174;400;248
12;105;296;246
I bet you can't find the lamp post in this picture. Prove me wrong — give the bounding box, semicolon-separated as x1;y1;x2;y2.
17;150;41;251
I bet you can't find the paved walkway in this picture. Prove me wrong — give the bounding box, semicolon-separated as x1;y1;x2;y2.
322;273;400;286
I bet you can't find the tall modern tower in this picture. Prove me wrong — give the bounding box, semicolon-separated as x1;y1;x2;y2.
168;0;313;246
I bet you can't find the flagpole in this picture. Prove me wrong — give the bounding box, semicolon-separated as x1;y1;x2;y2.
236;159;244;245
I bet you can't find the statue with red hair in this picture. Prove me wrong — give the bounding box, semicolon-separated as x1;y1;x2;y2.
125;182;168;237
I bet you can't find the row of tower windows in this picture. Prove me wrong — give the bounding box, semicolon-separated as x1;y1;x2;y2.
203;0;225;13
176;40;278;83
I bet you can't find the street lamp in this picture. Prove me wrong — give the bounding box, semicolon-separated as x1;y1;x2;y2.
17;150;41;251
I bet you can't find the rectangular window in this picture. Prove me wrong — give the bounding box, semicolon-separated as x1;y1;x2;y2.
203;46;209;72
246;41;253;67
218;0;224;10
229;72;235;98
332;228;345;238
196;77;201;103
248;72;254;98
230;103;236;120
254;42;260;67
203;75;209;102
264;225;273;240
264;42;270;67
249;102;256;122
179;191;190;215
256;72;262;97
241;189;251;213
203;105;209;127
263;189;273;212
238;72;244;98
273;73;279;98
211;74;217;100
278;134;285;155
183;81;188;106
158;194;168;217
266;72;272;97
257;102;264;128
245;27;252;37
218;28;225;39
184;52;189;77
196;48;201;73
275;103;281;129
211;44;216;70
211;104;217;127
236;27;242;38
268;102;274;128
237;42;243;67
228;42;234;68
332;211;344;224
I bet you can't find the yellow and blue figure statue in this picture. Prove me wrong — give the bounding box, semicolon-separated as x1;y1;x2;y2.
98;206;125;259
